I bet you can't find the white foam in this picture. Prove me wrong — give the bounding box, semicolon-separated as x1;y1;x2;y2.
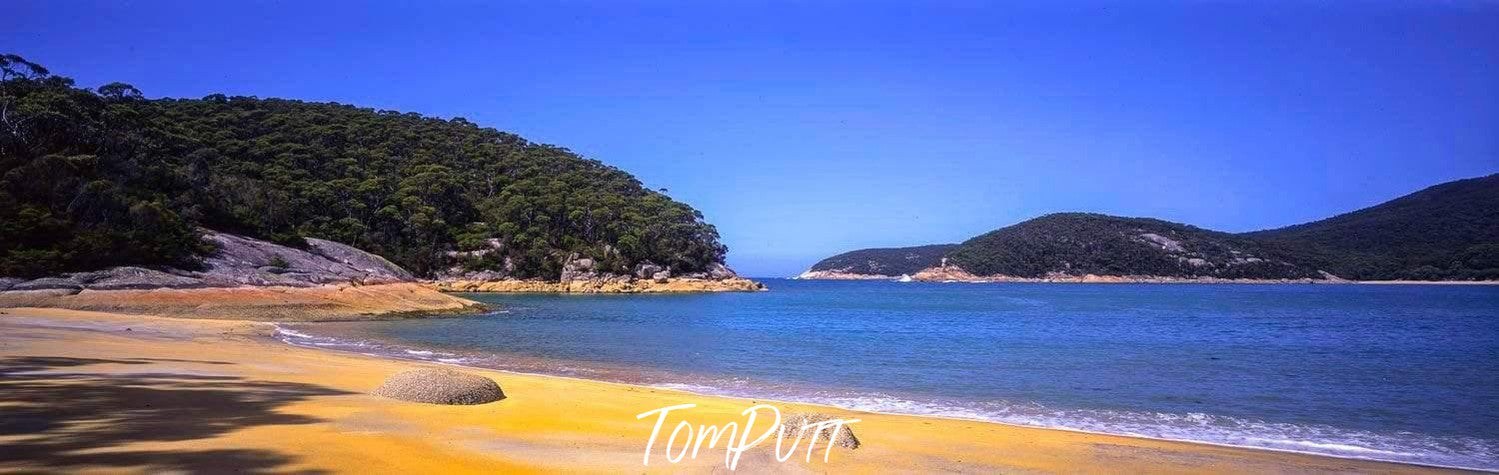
651;382;722;393
630;384;1497;471
1244;438;1418;456
779;393;1498;471
273;325;316;339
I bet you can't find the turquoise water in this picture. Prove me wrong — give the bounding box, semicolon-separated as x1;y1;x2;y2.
279;280;1499;469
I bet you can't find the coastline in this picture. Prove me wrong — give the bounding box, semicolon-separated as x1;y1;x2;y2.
0;275;769;323
0;283;487;321
0;307;1466;473
792;270;901;280
279;320;1494;473
428;277;767;293
797;270;1497;285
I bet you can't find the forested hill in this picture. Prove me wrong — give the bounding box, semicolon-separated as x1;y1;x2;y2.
804;214;1325;281
802;214;1319;280
946;214;1318;279
802;175;1498;282
805;244;957;276
0;55;726;279
1246;173;1499;280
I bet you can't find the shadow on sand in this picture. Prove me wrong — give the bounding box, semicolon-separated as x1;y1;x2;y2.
0;355;351;473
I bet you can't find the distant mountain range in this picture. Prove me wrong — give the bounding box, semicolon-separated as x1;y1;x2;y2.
802;174;1499;282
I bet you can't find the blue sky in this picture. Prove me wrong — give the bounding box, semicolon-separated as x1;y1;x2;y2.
8;1;1496;277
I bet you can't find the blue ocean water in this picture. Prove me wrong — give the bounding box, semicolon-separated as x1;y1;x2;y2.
280;280;1499;469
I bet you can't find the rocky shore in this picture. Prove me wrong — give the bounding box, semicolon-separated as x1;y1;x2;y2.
912;266;1330;284
431;254;766;293
0;230;483;320
793;270;901;280
0;230;416;293
797;264;1352;284
430;276;765;293
2;230;765;321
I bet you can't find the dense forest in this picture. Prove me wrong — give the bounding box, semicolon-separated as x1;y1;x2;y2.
946;213;1319;279
806;244;957;276
0;55;727;278
1247;174;1499;280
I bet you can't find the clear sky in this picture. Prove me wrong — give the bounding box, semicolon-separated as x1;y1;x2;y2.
8;1;1496;277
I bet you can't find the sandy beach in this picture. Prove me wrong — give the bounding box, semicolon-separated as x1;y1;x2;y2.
0;307;1462;474
0;283;486;321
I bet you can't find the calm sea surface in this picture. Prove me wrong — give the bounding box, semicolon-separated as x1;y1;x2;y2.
279;279;1499;469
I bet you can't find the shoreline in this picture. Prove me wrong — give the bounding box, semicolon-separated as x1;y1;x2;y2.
275;319;1495;473
427;276;767;293
276;322;1490;473
0;307;1462;473
795;273;1498;285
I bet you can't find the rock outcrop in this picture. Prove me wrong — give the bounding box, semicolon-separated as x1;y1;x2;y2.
0;230;487;321
794;270;901;280
704;263;738;280
305;238;415;281
372;368;506;405
193;231;413;287
432;255;766;293
910;265;985;282
633;261;666;280
1;230;416;292
432;277;766;293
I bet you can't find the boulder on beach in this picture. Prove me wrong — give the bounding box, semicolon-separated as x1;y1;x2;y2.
780;411;861;449
372;368;506;405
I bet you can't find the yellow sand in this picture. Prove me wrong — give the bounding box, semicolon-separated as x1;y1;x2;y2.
0;308;1457;474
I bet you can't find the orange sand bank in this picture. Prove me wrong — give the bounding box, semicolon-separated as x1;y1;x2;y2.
0;283;484;321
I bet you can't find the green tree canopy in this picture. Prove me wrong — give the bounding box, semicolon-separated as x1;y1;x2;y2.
0;54;728;278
